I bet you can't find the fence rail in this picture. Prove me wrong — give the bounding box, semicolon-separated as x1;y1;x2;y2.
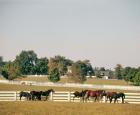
0;91;140;104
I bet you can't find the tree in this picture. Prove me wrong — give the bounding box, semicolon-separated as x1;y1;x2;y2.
1;61;21;80
33;57;49;75
48;55;73;76
48;68;60;82
15;50;37;75
0;56;6;67
122;67;132;83
133;71;140;86
70;61;87;83
100;67;105;71
114;64;123;79
95;70;102;78
83;60;95;77
54;55;73;76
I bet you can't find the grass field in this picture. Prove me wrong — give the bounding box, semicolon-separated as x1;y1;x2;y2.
0;83;138;93
14;76;130;86
0;77;139;115
0;101;140;115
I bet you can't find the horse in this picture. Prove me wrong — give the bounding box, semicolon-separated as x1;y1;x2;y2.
30;91;42;101
41;89;55;101
19;91;31;101
84;90;105;102
101;91;117;103
73;90;88;102
109;92;125;104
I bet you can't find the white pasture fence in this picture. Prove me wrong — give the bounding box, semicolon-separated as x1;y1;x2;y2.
0;91;140;104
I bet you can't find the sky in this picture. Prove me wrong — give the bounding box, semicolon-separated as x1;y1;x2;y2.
0;0;140;69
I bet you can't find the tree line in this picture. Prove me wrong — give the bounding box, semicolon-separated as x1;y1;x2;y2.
0;50;140;85
0;50;94;83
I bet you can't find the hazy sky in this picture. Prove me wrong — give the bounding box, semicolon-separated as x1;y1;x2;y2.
0;0;140;68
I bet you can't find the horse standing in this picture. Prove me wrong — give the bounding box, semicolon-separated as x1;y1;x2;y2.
41;89;55;101
73;90;87;102
84;90;105;102
19;91;31;101
109;92;125;104
30;91;42;101
101;91;117;103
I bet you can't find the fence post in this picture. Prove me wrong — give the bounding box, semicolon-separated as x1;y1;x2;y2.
14;91;17;101
68;92;71;102
50;91;53;101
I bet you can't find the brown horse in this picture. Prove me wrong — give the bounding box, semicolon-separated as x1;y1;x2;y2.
109;92;125;103
73;90;88;102
101;91;117;103
84;90;105;102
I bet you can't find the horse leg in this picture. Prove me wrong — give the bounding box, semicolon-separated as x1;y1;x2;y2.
114;98;117;103
94;96;97;102
73;96;75;102
122;97;124;104
20;96;22;100
110;97;112;103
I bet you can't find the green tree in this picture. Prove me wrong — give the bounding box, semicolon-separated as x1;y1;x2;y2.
83;60;95;77
48;68;60;82
122;67;132;83
1;61;21;80
133;71;140;86
114;64;123;79
15;50;37;75
33;57;49;75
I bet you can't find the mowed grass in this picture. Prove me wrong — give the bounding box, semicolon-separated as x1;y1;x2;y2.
14;76;130;86
0;83;138;93
0;101;140;115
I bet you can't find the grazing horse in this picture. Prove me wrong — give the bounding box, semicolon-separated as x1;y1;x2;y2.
73;90;88;102
109;92;125;104
41;89;55;100
84;90;105;102
30;91;42;101
19;91;31;100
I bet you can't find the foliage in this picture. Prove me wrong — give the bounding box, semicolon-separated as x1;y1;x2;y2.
70;61;88;83
114;64;123;79
1;61;21;80
48;68;60;82
33;57;49;75
15;50;37;75
133;71;140;86
48;55;73;76
95;70;102;78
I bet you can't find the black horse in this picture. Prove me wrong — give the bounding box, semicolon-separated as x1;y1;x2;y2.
73;90;88;102
19;91;31;100
41;89;55;100
30;91;42;101
109;92;125;104
30;89;55;101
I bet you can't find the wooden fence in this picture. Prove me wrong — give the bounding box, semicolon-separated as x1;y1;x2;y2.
0;91;140;104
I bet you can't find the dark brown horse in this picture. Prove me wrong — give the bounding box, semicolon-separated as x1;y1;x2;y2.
109;92;125;103
105;92;117;103
19;91;31;101
84;90;105;102
73;90;88;102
